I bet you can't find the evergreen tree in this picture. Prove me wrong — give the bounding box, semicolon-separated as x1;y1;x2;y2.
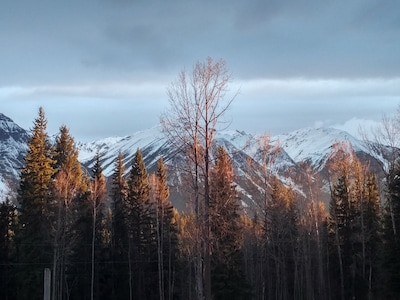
362;173;381;299
242;213;264;300
0;199;18;300
327;145;375;300
328;173;352;300
52;125;88;300
69;152;107;300
16;107;57;299
264;176;298;300
89;152;108;300
126;149;154;299
175;211;197;299
152;157;179;300
110;151;129;299
209;146;251;299
68;190;92;300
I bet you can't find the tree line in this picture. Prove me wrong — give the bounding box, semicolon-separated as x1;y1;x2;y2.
1;58;400;300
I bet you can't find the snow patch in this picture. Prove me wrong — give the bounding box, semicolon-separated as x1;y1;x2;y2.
0;179;8;201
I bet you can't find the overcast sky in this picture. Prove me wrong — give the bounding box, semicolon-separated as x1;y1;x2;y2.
1;0;399;141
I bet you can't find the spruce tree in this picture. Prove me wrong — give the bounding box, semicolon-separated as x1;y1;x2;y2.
152;157;178;300
110;151;129;299
209;146;251;299
52;125;88;300
363;173;380;298
0;199;18;300
69;152;107;300
16;107;57;299
175;211;197;299
264;176;298;300
68;189;93;300
329;173;352;300
90;152;108;300
327;145;367;300
126;149;154;299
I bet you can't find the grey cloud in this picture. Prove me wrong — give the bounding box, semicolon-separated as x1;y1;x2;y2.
1;0;399;86
1;0;400;142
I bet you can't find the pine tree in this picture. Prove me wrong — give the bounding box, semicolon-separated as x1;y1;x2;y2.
52;125;88;300
16;107;57;299
68;189;92;300
110;151;129;299
329;173;352;300
0;199;18;300
175;211;197;300
151;157;179;300
363;173;380;299
242;213;264;300
327;144;369;300
89;152;108;300
209;146;251;300
126;149;154;299
69;152;107;300
264;176;298;300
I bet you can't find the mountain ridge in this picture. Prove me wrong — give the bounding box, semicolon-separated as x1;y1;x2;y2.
0;113;384;213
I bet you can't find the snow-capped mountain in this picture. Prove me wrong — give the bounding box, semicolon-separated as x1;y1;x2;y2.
0;112;385;212
77;126;172;176
276;127;371;169
0;113;29;198
75;126;381;212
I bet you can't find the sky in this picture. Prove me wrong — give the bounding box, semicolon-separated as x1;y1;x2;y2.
1;0;399;142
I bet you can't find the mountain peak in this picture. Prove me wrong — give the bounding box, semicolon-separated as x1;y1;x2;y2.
276;126;368;170
0;113;29;143
0;113;19;131
0;113;30;198
0;113;13;122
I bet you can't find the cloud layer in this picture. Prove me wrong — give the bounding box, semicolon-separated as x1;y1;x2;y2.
1;0;399;140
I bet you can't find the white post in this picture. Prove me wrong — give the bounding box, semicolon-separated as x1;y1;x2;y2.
44;268;51;300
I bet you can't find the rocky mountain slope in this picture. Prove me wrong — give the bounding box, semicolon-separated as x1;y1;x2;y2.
0;113;385;213
0;113;29;198
76;125;383;212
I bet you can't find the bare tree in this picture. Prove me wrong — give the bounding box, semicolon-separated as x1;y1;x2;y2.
298;162;328;300
161;57;237;300
360;113;400;236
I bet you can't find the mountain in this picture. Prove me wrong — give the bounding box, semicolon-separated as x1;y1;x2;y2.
0;113;385;213
276;127;370;169
0;113;29;198
75;126;383;212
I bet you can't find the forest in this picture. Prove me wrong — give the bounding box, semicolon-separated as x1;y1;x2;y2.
1;58;400;300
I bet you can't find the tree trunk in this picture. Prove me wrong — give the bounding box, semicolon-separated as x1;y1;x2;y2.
128;239;133;300
91;201;96;300
204;112;212;300
334;222;345;300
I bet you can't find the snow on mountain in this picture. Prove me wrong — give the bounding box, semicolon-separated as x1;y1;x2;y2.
0;111;387;210
0;114;29;174
75;125;378;185
74;126;377;211
77;126;170;175
0;179;7;199
275;127;369;170
0;113;30;198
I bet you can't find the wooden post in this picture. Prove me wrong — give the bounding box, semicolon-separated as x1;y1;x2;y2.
44;268;51;300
